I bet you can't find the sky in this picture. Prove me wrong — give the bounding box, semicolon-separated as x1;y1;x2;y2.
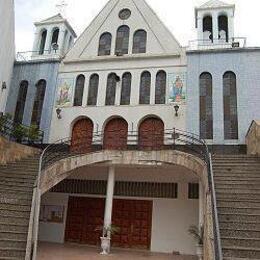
15;0;260;52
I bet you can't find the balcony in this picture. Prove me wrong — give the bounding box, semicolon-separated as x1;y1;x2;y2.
16;49;62;62
187;37;247;51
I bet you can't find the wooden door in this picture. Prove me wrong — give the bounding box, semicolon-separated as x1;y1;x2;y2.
65;197;105;245
104;118;128;150
139;117;164;150
112;199;152;249
71;118;93;153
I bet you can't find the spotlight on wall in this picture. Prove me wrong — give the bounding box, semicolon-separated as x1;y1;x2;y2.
52;43;59;53
174;104;180;117
1;82;7;91
56;108;62;119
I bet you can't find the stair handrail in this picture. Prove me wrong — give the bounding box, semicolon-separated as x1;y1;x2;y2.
28;128;223;260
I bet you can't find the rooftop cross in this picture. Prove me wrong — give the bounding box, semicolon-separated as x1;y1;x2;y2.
56;0;68;17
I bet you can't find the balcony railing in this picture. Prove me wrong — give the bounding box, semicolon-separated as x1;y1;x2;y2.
187;37;247;51
16;49;62;62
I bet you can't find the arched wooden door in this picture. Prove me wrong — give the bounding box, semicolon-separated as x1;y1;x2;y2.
104;118;128;150
71;118;93;153
139;117;164;150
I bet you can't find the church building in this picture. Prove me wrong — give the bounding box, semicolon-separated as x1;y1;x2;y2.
1;0;260;259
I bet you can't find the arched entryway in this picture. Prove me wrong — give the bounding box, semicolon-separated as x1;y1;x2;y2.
71;118;93;153
104;117;128;150
138;117;164;150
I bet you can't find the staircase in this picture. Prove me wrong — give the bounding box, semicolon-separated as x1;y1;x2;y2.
213;155;260;260
0;156;39;260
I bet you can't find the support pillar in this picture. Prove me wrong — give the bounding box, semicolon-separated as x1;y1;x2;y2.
104;166;115;233
199;182;204;227
212;14;219;44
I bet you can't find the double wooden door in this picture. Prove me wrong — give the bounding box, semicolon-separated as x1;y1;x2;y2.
65;197;152;249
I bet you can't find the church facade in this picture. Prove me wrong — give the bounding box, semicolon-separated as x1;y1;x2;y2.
2;0;260;257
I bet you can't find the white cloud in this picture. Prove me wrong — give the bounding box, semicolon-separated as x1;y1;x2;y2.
15;0;260;52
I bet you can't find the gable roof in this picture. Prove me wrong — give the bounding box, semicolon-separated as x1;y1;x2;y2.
35;13;77;37
65;0;182;61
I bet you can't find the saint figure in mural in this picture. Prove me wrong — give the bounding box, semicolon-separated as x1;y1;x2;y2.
173;76;183;102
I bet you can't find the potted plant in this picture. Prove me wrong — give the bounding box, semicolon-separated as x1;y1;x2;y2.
188;225;204;260
27;124;40;144
96;224;120;255
12;124;27;143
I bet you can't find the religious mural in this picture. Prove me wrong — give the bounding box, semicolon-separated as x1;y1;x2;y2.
168;73;186;103
56;78;74;107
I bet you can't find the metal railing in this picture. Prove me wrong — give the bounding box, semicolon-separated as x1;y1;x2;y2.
16;49;62;62
28;128;222;260
0;115;44;144
187;37;247;51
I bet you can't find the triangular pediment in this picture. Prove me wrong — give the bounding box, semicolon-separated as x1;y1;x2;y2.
35;14;65;25
198;0;234;9
65;0;182;61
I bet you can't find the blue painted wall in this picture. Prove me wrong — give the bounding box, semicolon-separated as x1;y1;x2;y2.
187;48;260;144
5;60;60;142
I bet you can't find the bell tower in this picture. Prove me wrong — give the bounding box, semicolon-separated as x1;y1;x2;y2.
195;0;235;45
32;12;77;58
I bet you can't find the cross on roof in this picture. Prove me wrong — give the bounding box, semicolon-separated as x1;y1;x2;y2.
56;0;68;17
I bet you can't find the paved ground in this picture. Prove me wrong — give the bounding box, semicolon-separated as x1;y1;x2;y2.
38;242;197;260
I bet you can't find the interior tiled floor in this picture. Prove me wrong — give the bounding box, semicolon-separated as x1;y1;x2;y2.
38;242;198;260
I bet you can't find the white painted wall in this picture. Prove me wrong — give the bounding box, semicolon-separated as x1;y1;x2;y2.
39;182;199;255
0;0;15;112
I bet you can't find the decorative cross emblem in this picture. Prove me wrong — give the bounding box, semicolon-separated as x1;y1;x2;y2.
56;0;68;17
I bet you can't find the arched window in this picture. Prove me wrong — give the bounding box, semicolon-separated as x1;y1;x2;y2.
139;71;151;105
218;15;228;42
73;75;85;106
31;79;46;127
200;72;213;139
14;81;28;124
132;30;147;54
87;74;99;106
105;73;117;105
39;29;47;55
98;32;112;56
155;70;166;104
120;72;132;105
203;16;213;42
51;28;59;47
115;25;130;55
223;71;238;139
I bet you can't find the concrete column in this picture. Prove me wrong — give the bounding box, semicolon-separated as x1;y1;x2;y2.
104;166;116;233
32;28;41;53
228;16;234;42
115;77;121;106
45;29;53;54
197;17;203;43
199;182;204;227
212;14;219;44
57;29;66;55
150;72;156;105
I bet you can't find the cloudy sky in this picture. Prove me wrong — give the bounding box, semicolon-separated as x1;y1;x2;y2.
15;0;260;52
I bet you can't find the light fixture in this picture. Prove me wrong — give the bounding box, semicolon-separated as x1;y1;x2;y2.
1;82;7;91
52;43;59;53
174;104;180;117
56;108;62;119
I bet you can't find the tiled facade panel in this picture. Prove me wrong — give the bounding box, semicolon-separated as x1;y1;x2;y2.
187;50;260;144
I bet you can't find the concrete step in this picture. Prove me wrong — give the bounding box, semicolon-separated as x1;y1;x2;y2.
216;189;260;195
0;215;30;226
0;231;27;240
218;206;260;214
0;176;35;184
214;175;260;180
0;224;28;233
0;239;26;249
223;246;260;258
217;199;260;208
222;237;260;248
0;180;34;188
219;213;260;222
220;221;260;230
0;204;31;212
0;191;33;200
0;248;25;258
215;180;260;184
0;184;32;193
0;172;37;179
221;228;260;239
0;209;30;218
216;184;260;190
217;193;260;200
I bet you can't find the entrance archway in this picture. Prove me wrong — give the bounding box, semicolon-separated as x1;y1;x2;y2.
104;117;128;150
138;117;164;150
71;118;93;153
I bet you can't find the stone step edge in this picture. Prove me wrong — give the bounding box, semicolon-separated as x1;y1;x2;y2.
220;228;260;232
0;247;25;251
219;213;260;216
222;236;260;241
217;199;260;203
0;238;27;242
0;221;29;227
0;230;27;235
223;246;260;252
219;220;260;224
218;206;260;210
0;214;30;220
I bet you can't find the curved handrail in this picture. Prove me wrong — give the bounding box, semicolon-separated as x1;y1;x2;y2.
28;128;222;260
